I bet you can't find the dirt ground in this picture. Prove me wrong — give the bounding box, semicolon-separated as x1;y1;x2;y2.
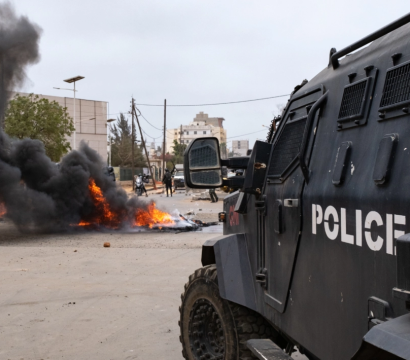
0;190;224;360
0;189;307;360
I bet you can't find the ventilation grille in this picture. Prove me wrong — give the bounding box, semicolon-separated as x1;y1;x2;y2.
338;79;368;120
268;118;306;176
380;62;410;108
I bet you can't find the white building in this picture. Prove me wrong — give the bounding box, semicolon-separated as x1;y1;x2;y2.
16;92;108;162
231;139;249;157
166;112;227;154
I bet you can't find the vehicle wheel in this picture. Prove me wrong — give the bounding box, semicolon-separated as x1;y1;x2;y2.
179;265;285;360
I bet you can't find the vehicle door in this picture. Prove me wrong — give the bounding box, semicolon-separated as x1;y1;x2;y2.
261;86;327;313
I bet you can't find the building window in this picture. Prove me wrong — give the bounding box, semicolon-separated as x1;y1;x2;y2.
186;131;189;135
194;131;197;134
175;132;177;135
203;131;206;134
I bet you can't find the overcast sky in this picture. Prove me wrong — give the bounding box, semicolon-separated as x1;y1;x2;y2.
12;0;410;149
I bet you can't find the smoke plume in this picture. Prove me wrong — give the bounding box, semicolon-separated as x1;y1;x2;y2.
0;132;139;232
0;4;148;232
0;2;41;120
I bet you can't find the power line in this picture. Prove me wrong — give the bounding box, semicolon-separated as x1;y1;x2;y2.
134;107;163;131
142;129;163;140
135;94;290;107
140;113;163;131
227;129;266;140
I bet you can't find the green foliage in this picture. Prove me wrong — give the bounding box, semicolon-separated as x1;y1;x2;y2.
4;93;75;161
171;139;187;164
109;113;147;167
166;161;174;172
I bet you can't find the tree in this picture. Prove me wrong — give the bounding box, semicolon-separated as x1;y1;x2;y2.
109;113;146;167
4;93;75;161
171;139;187;164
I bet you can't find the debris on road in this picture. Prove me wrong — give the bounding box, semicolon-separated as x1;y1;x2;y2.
104;242;111;248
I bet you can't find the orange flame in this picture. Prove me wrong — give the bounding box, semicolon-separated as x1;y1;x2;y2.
79;178;122;228
135;203;174;228
0;203;6;217
77;179;174;229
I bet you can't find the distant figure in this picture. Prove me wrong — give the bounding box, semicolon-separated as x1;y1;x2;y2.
209;188;218;203
107;166;116;181
162;169;173;197
137;173;148;197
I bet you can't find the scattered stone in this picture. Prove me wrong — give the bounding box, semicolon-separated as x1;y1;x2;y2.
74;250;77;252
104;242;110;248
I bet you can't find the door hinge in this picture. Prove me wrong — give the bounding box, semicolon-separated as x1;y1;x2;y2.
256;268;268;289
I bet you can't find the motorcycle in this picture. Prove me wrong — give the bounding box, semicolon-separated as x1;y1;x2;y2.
135;176;148;196
135;176;144;196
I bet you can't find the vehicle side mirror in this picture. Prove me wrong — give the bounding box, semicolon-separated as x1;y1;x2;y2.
184;137;223;188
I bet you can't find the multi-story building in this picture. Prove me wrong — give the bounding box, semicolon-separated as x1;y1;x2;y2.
166;112;227;154
231;139;249;157
15;92;108;162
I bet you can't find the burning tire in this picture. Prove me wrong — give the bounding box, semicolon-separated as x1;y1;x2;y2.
179;265;284;360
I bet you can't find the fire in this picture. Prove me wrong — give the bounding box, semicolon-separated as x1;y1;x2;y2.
135;203;174;228
77;178;174;230
0;203;6;217
79;178;122;228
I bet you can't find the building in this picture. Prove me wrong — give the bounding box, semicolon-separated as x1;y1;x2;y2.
166;112;227;154
231;139;249;157
16;92;108;162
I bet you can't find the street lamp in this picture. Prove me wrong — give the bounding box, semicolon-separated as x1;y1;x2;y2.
106;118;115;166
54;75;84;150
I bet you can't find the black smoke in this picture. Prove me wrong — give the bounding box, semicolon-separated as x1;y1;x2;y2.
0;3;141;232
0;132;136;232
0;2;41;121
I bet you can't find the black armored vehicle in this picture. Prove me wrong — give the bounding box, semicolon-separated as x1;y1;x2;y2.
179;13;410;360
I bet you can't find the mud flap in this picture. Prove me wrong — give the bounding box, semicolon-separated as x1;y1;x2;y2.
352;313;410;360
201;233;257;312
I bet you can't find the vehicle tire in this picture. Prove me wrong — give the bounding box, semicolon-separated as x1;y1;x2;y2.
179;265;285;360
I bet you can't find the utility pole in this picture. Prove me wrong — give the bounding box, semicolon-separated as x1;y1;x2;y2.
133;107;157;190
131;98;135;190
180;124;182;144
162;99;166;177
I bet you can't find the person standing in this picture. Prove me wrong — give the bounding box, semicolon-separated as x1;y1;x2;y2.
209;188;218;203
162;169;173;197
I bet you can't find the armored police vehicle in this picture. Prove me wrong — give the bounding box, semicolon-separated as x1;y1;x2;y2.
179;13;410;360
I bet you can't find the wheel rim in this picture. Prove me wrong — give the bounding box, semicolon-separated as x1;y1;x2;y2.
188;298;225;360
